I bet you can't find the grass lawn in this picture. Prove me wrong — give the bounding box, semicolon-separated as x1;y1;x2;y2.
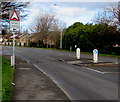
1;56;14;101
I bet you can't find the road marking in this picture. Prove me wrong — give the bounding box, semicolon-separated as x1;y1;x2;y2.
33;64;72;100
19;68;31;70
34;65;47;75
82;67;120;74
103;72;120;74
26;60;30;64
82;67;105;74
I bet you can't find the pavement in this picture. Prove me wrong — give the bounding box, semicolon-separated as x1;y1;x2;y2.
3;55;70;101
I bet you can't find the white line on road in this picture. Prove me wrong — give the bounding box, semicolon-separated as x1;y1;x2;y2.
33;64;72;100
26;60;30;64
82;67;105;74
103;72;120;74
34;64;47;75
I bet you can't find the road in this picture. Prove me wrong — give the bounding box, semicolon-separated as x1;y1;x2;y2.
2;46;119;101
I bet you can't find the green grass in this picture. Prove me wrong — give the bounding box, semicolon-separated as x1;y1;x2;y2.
40;48;120;58
1;56;14;101
0;56;2;101
81;51;119;58
40;48;75;52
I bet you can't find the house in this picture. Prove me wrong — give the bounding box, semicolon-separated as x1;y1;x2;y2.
2;33;30;46
19;34;29;46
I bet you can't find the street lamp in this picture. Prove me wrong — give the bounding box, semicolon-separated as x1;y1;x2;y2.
60;29;62;49
53;4;63;49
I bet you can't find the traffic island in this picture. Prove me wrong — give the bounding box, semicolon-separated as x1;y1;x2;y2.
59;58;118;67
59;58;119;74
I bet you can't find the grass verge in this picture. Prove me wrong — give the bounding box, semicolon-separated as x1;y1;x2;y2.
1;56;14;101
0;56;2;101
40;48;119;58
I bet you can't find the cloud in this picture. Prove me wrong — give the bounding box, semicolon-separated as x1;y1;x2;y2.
20;2;115;29
56;7;87;17
20;8;40;30
53;6;95;26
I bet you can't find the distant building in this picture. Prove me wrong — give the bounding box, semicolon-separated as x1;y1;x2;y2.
2;33;30;46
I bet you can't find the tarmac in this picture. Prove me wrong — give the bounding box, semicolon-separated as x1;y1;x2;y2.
3;55;70;101
3;54;119;101
59;57;119;74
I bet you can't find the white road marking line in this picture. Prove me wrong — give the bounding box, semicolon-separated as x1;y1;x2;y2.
33;64;72;100
82;67;105;74
103;72;120;74
82;67;120;74
19;68;31;70
34;65;47;75
26;60;30;64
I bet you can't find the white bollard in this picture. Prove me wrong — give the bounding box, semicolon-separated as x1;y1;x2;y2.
17;43;20;46
9;42;12;45
21;42;24;47
76;48;80;59
93;49;98;63
75;45;77;48
6;42;8;45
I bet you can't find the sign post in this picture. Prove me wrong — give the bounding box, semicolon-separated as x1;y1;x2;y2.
10;9;20;66
93;49;98;63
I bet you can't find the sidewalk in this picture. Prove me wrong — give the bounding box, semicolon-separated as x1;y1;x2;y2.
4;55;70;101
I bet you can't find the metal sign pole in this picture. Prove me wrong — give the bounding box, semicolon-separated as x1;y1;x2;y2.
13;32;15;66
10;9;20;67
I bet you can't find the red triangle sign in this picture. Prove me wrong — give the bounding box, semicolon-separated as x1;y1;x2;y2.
10;10;20;21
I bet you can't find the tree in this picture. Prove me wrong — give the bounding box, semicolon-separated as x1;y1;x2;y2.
0;1;29;32
30;13;65;48
63;22;120;54
93;2;120;26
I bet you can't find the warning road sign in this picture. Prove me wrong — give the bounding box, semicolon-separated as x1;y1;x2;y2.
10;10;20;21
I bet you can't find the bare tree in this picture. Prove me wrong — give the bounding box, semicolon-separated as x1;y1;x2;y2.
93;2;120;26
31;12;65;48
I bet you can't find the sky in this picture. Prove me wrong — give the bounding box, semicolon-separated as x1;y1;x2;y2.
20;1;119;31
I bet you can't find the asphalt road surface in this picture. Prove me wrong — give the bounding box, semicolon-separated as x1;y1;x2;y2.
2;46;119;101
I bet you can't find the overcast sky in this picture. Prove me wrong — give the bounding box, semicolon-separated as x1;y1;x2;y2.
20;1;119;31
